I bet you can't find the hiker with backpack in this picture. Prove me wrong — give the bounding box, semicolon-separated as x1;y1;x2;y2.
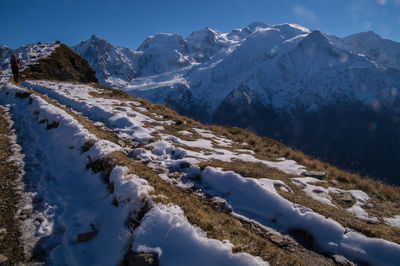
10;54;20;82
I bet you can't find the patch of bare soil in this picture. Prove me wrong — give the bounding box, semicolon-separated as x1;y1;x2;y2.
0;107;27;265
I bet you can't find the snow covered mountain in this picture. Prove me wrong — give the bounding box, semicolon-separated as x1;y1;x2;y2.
74;23;400;184
73;35;138;85
1;40;400;265
328;31;400;69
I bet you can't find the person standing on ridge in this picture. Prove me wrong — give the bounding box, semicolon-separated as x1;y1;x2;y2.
10;54;20;82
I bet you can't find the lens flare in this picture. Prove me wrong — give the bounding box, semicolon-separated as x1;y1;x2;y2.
370;100;380;110
364;22;372;29
270;45;279;55
391;87;398;96
339;54;348;63
368;122;378;131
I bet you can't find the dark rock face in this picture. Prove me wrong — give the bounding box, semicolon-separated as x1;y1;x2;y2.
0;45;12;59
214;83;273;133
74;35;137;84
21;44;98;83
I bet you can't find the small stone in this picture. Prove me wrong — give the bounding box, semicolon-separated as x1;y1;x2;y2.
77;230;98;243
0;228;6;240
269;234;287;246
302;171;326;179
117;140;125;147
125;251;158;266
20;208;32;216
0;254;8;264
338;193;354;203
179;162;190;169
333;254;356;265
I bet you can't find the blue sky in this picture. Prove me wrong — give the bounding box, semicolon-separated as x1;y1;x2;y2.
2;0;400;49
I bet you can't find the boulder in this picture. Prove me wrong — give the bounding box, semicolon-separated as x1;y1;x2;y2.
0;254;8;264
125;251;159;266
302;171;326;179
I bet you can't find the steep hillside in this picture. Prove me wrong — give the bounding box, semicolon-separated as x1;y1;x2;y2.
1;78;400;265
74;23;400;185
1;43;400;264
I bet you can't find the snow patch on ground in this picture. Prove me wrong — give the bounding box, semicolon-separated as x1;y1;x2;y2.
109;166;154;206
193;128;232;147
88;139;125;161
157;134;305;175
329;188;378;223
292;177;379;223
133;204;268;266
22;80;156;142
292;177;334;206
178;130;193;136
384;216;400;228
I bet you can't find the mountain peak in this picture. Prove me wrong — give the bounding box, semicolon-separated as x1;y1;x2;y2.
137;33;186;52
188;26;220;39
344;30;382;42
305;30;330;43
246;22;269;32
89;34;103;42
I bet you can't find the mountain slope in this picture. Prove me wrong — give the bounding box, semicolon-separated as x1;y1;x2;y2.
1;42;400;265
74;23;400;185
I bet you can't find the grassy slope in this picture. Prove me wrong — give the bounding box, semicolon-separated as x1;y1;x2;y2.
20;43;97;83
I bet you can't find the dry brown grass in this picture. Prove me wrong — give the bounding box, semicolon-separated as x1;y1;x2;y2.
89;83;130;100
20;44;97;83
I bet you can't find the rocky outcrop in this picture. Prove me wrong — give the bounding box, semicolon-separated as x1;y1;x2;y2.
22;43;98;83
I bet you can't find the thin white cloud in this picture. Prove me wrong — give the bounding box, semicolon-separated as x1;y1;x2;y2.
292;4;318;24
